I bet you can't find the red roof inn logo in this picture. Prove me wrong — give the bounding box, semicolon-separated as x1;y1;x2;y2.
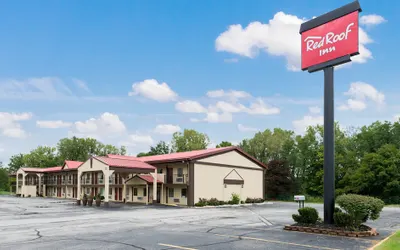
301;11;359;70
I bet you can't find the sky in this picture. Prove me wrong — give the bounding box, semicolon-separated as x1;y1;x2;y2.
0;0;398;165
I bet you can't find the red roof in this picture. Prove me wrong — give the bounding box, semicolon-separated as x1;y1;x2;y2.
108;146;267;168
21;166;63;173
131;174;163;183
64;160;83;169
95;156;156;170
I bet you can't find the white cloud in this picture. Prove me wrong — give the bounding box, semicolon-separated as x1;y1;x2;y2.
129;133;154;146
175;100;207;113
207;89;251;99
339;82;384;111
37;120;72;129
393;115;400;122
215;12;304;71
224;58;239;63
154;124;181;135
0;77;74;100
360;14;386;27
216;12;378;71
309;106;321;114
247;99;280;115
72;112;126;138
214;101;247;113
72;78;91;93
129;79;178;102
238;124;258;132
205;112;232;123
293;115;323;134
0;112;32;138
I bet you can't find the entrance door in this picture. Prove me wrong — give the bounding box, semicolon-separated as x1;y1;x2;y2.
119;188;122;201
57;187;61;197
157;186;161;203
167;168;173;183
115;187;118;200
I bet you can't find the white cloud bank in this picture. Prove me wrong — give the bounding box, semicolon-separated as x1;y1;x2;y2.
71;112;126;138
0;112;33;138
292;115;323;134
216;12;385;71
37;120;72;129
154;124;181;135
360;14;386;27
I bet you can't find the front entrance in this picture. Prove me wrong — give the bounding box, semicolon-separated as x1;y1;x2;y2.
114;187;123;201
57;187;61;197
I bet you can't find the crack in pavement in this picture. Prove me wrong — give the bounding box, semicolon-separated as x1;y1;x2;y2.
72;238;146;249
34;229;43;240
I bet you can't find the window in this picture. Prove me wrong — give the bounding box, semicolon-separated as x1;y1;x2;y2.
143;188;147;196
86;188;90;194
109;188;112;195
133;188;138;196
169;188;174;198
181;188;187;197
177;168;183;177
126;188;129;195
157;168;163;174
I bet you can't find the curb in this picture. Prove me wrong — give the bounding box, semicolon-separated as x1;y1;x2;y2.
284;225;379;238
368;231;397;250
194;202;273;209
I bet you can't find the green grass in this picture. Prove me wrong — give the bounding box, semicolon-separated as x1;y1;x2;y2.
375;231;400;250
0;190;13;195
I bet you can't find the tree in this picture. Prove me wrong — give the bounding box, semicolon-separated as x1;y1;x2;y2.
57;136;126;162
8;154;25;173
265;160;294;199
0;162;10;191
171;129;209;152
216;141;233;148
23;146;61;168
137;141;170;157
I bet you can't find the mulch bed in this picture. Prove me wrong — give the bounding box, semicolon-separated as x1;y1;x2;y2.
284;223;379;237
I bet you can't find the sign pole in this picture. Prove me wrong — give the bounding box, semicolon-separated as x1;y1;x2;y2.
323;66;335;224
299;1;361;224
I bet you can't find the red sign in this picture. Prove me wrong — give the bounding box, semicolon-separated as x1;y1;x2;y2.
301;11;359;70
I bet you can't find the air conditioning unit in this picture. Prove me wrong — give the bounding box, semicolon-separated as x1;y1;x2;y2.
176;177;183;183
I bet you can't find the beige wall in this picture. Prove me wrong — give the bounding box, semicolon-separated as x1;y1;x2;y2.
196;151;262;170
194;153;264;203
79;158;108;172
162;185;189;205
21;185;37;197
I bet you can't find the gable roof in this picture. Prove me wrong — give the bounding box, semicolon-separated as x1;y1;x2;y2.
108;146;267;168
126;174;164;184
63;160;83;169
94;156;156;170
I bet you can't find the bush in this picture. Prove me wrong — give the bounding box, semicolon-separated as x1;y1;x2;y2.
246;197;265;203
336;194;385;228
292;207;319;224
208;198;220;206
334;212;353;228
231;193;240;204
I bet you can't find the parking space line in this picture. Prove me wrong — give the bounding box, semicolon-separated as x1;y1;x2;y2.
158;243;198;250
213;233;341;250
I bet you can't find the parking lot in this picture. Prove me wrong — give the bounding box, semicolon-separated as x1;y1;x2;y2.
0;196;399;250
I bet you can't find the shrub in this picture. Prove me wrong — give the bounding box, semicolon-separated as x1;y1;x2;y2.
231;193;240;204
245;197;254;203
336;194;385;228
292;207;319;224
208;198;220;206
334;212;353;228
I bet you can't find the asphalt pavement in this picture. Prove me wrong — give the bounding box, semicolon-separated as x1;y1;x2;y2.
0;196;399;250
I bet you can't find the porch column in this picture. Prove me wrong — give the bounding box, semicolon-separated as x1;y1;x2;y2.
36;174;43;196
122;173;127;203
146;184;149;205
77;170;82;202
152;168;157;204
16;174;19;194
161;183;164;204
22;173;27;197
103;169;114;206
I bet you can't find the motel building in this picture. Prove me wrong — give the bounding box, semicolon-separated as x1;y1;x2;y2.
16;146;266;206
